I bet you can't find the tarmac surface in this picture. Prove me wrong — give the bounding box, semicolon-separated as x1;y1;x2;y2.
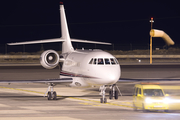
0;64;180;120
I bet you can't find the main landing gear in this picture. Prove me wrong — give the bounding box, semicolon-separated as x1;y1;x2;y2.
44;83;57;100
109;84;122;100
99;84;122;103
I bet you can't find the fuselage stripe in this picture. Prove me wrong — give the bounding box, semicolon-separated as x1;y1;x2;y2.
60;71;98;78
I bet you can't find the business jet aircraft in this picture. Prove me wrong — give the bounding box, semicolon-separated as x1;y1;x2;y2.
4;2;121;103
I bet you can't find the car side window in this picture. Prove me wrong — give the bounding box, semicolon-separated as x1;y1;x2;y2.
133;87;136;96
139;88;141;94
136;88;138;95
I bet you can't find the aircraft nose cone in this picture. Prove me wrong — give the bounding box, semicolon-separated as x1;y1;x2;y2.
107;73;119;84
105;67;121;84
92;65;121;85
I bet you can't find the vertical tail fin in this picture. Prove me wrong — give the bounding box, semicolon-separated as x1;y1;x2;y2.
60;2;74;53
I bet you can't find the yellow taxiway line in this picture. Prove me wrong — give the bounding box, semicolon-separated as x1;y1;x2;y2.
0;86;133;108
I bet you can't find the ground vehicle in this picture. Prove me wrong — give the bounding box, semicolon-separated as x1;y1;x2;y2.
133;83;169;112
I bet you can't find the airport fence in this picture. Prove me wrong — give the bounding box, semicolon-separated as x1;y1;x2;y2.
1;43;180;54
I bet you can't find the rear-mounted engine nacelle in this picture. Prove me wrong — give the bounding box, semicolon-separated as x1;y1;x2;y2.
40;50;59;69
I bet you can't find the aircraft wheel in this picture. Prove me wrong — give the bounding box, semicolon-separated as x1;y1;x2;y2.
100;98;103;103
109;91;113;99
53;91;57;100
47;91;52;100
114;91;118;99
100;98;107;103
104;98;107;103
164;110;169;112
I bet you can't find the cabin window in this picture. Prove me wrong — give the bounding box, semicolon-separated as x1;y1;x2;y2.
104;58;110;65
93;58;97;64
98;58;104;65
110;58;116;65
89;58;93;64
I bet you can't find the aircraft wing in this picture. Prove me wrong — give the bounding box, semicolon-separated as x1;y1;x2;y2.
0;78;73;84
118;78;180;82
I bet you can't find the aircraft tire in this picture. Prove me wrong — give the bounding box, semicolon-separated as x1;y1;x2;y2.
100;98;103;103
114;91;118;99
100;98;107;103
109;91;113;99
104;98;107;103
47;92;52;100
53;91;57;100
164;110;169;112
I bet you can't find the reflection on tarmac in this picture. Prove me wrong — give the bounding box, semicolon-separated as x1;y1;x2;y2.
162;85;180;110
1;65;180;119
1;83;180;120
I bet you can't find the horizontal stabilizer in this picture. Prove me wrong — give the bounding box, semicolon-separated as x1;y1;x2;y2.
8;38;111;45
8;38;65;45
71;39;111;45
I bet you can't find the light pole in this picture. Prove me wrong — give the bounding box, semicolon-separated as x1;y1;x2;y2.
149;17;154;64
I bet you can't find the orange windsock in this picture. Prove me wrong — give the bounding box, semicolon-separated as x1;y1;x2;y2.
150;29;174;46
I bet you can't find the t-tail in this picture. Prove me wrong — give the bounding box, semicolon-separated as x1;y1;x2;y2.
59;2;74;53
8;2;111;53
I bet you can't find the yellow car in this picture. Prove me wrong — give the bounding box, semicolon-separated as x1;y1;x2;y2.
133;83;169;112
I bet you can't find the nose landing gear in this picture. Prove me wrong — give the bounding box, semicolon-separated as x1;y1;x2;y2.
99;85;107;103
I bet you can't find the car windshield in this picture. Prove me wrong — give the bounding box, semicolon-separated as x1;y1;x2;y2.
143;89;164;96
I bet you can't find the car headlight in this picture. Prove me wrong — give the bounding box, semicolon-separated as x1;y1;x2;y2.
145;98;152;103
163;98;171;104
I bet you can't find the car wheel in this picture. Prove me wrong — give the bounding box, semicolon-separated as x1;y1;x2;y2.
142;104;148;112
133;103;137;111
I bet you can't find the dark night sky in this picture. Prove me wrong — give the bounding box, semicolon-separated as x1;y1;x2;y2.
0;0;180;47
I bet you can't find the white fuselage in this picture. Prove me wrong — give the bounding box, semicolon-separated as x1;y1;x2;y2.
60;49;121;87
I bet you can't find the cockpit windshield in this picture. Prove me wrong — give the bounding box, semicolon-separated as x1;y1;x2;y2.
89;58;119;65
98;58;104;65
104;58;110;64
110;58;116;65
